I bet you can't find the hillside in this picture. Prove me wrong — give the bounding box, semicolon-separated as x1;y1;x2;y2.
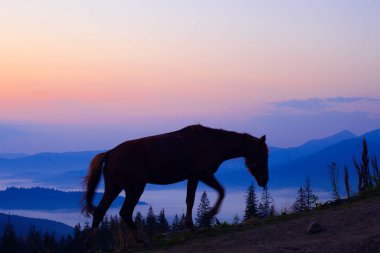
0;213;73;239
150;194;380;253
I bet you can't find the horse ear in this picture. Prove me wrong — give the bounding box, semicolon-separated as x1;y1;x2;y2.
260;135;266;143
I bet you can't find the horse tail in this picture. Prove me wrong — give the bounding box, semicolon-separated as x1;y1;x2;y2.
81;152;108;217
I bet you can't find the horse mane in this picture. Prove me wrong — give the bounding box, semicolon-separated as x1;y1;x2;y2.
182;124;257;142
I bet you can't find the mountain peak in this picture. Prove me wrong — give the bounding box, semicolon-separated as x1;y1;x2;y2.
300;130;357;149
336;130;357;137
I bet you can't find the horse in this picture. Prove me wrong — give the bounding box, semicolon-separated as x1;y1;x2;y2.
82;124;269;242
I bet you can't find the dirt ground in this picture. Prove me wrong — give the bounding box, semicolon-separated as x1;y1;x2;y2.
150;196;380;253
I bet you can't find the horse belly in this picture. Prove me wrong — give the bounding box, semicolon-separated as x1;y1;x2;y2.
146;162;191;185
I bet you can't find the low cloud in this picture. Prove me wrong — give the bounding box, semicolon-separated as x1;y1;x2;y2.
325;96;380;103
273;96;380;112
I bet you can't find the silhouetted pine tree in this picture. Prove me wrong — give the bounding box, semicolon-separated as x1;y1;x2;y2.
73;223;84;253
354;137;372;191
43;231;56;253
65;234;74;252
195;191;212;228
233;214;240;224
146;206;157;235
26;225;42;253
328;162;340;200
134;211;145;229
109;215;121;249
0;215;21;253
177;213;186;230
269;204;275;216
292;186;306;212
157;208;169;233
171;214;181;231
58;236;67;253
258;188;274;218
372;157;380;186
344;166;352;198
243;184;258;221
304;176;319;210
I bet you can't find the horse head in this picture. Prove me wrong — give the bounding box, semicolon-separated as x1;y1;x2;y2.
245;135;269;188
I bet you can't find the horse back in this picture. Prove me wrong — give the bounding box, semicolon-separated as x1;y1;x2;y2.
106;126;219;184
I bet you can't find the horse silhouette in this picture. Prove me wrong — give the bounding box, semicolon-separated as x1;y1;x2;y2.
82;125;269;241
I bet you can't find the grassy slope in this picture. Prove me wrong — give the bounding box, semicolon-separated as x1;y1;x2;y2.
142;189;380;253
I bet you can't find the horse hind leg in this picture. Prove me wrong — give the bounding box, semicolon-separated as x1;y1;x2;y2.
91;184;122;228
200;174;225;218
87;184;122;251
119;183;146;245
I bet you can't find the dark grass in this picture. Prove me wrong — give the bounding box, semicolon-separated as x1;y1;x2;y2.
129;187;380;252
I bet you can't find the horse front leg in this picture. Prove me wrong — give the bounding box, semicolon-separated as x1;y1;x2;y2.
185;178;199;228
200;174;225;218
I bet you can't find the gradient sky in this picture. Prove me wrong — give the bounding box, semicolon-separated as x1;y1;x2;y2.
1;1;380;153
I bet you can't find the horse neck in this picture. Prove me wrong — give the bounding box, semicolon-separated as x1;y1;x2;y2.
214;131;254;161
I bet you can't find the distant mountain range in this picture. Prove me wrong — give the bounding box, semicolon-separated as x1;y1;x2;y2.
0;213;73;239
0;128;379;192
0;153;28;159
0;187;147;210
269;129;380;189
215;129;380;190
269;130;357;165
0;151;99;174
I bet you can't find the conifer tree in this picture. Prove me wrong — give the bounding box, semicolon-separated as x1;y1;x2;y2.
109;215;121;248
258;188;274;218
292;186;306;212
171;214;181;231
270;204;276;216
58;236;67;253
146;206;157;235
65;234;74;252
243;184;258;221
344;166;352;198
292;177;319;212
134;211;145;229
304;176;319;210
157;208;170;233
179;213;186;230
354;138;378;192
328;162;340;200
195;191;212;227
73;223;85;253
26;225;42;253
233;214;240;224
372;157;380;186
0;215;21;253
43;232;56;253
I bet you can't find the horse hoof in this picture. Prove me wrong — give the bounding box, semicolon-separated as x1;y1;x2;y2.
184;220;194;229
135;230;147;244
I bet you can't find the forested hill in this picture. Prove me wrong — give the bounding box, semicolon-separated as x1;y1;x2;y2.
0;187;147;210
0;213;73;239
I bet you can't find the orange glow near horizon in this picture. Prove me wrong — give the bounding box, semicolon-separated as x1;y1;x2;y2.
1;1;380;126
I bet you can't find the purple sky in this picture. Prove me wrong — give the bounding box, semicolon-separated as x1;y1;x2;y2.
1;1;379;153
